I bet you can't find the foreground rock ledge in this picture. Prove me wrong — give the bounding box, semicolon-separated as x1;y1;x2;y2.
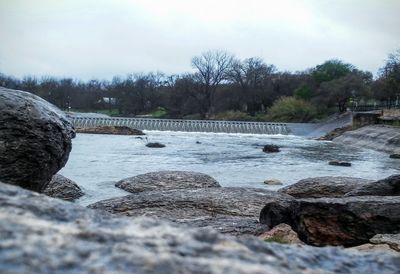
279;176;373;198
1;182;399;274
115;171;221;193
90;187;293;236
0;88;75;192
260;196;400;246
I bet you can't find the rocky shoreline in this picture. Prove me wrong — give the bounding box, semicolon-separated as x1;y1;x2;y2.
0;87;399;273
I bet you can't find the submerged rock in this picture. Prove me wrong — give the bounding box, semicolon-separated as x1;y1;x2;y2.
264;179;283;185
260;196;400;246
0;87;75;192
328;160;352;167
42;174;84;201
345;174;400;197
116;171;220;193
2;182;400;274
262;144;280;153
279;176;373;198
76;125;144;135
89;187;293;236
146;142;165;148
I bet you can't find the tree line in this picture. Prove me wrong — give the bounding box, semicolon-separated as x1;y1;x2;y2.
1;49;399;122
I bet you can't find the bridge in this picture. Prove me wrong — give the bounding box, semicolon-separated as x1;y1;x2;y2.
68;112;352;137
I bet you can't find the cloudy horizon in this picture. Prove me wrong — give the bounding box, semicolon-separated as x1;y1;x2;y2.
0;0;399;80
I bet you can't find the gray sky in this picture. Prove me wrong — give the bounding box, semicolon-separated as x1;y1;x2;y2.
0;0;399;80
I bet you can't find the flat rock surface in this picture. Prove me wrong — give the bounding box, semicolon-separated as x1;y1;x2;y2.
89;187;293;236
42;174;84;201
334;125;400;154
279;176;373;198
345;174;400;197
1;182;400;274
260;196;400;246
116;171;221;193
0;88;75;192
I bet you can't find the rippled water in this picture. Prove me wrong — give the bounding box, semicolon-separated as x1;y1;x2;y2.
60;131;400;205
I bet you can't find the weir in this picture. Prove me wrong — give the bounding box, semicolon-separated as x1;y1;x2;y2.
69;116;291;135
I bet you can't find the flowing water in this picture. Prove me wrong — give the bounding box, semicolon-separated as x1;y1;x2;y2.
60;131;400;205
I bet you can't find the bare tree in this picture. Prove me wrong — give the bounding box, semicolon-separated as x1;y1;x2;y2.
191;50;234;116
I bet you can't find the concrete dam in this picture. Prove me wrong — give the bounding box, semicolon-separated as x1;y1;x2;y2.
69;113;352;137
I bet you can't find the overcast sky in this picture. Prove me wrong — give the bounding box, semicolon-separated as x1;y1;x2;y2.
0;0;399;80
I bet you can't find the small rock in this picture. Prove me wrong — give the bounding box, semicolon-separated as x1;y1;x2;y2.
390;154;400;159
115;171;221;193
262;144;280;153
264;179;283;185
42;174;84;201
370;234;400;252
146;142;165;148
258;224;304;244
329;160;351;167
196;141;201;144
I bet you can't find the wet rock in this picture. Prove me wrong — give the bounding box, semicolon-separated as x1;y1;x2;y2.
262;144;280;153
279;176;373;198
89;187;294;236
146;142;165;148
258;224;304;244
116;171;220;193
260;196;400;246
0;87;75;192
390;154;400;159
42;174;84;201
370;234;400;251
2;182;400;274
345;175;400;197
329;160;352;167
264;179;283;185
76;125;144;135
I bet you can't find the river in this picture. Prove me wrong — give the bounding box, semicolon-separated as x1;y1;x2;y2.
59;131;400;205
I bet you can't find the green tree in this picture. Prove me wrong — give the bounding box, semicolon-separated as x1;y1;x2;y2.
312;59;354;84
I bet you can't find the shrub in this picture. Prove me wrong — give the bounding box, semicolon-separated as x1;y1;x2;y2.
267;96;318;122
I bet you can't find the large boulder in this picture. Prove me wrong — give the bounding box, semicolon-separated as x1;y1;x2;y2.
345;175;400;197
1;182;400;274
0;88;75;192
260;196;400;246
115;171;221;193
89;187;293;236
279;176;373;198
42;174;84;201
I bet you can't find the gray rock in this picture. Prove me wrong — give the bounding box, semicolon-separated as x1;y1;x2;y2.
42;174;84;201
390;154;400;159
146;142;165;148
89;187;293;236
345;175;400;196
1;182;400;274
0;88;75;192
328;160;351;167
260;196;400;246
279;176;373;198
370;234;400;251
116;171;221;193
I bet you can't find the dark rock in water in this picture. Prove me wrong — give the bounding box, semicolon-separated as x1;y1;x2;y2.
76;125;145;135
390;154;400;159
1;182;400;274
329;160;351;167
0;88;75;192
279;176;373;198
42;174;84;201
89;187;294;236
345;174;400;197
196;141;201;144
116;171;220;193
146;142;165;148
260;196;400;246
262;144;280;153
